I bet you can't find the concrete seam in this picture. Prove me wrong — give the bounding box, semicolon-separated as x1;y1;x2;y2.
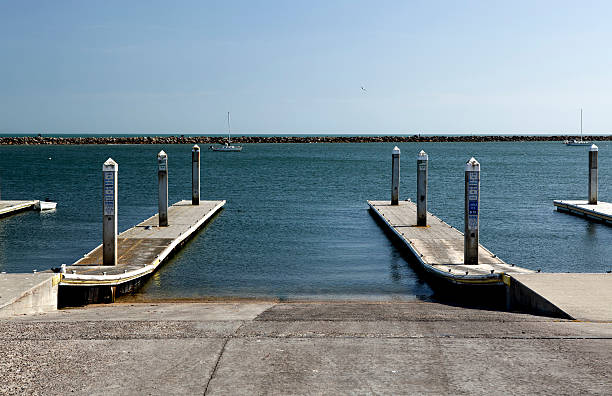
203;336;229;395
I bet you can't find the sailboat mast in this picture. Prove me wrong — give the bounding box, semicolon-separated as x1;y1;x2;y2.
580;108;583;141
227;111;231;145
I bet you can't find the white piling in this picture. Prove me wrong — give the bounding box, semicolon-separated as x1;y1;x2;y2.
416;150;428;226
192;145;200;205
464;157;480;265
158;150;168;226
391;146;400;205
102;158;118;266
589;144;598;205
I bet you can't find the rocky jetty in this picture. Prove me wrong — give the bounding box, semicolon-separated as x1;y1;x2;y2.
0;135;610;145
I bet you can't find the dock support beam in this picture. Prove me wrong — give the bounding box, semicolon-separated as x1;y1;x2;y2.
102;158;118;266
416;150;428;226
589;144;598;204
391;146;400;205
192;145;200;205
464;157;480;265
158;150;168;226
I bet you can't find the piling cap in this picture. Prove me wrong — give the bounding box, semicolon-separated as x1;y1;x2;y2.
417;150;428;160
590;144;598;152
158;150;167;159
392;146;400;155
192;144;200;151
102;158;118;172
465;157;480;171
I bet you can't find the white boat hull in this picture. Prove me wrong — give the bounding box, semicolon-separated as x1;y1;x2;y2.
209;145;242;152
35;201;57;211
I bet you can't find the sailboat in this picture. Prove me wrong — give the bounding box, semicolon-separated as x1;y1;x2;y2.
564;109;591;146
209;112;243;152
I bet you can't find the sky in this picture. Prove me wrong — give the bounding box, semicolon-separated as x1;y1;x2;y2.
1;0;611;135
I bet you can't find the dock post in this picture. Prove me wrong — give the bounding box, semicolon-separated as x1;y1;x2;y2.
589;144;598;204
416;150;428;226
464;157;480;265
102;158;118;266
192;145;200;205
391;146;400;205
158;150;168;226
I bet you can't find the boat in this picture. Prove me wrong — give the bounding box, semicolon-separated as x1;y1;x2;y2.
35;199;57;211
565;109;591;146
209;112;243;152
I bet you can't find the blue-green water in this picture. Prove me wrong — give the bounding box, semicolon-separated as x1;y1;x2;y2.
0;142;610;301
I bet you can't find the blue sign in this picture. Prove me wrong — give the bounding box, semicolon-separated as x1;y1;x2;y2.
103;171;115;215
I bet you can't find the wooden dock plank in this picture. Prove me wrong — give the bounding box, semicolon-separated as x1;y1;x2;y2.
61;200;225;285
368;200;533;285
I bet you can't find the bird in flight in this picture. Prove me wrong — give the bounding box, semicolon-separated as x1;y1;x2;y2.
361;86;367;92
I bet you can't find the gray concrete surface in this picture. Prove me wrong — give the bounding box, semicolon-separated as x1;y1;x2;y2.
0;273;59;318
1;301;611;395
512;273;612;322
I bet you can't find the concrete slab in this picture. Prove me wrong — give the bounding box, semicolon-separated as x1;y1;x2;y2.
0;273;59;318
511;273;612;322
207;337;612;395
12;302;276;322
0;339;224;395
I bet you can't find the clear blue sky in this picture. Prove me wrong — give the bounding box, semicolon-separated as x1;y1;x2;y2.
1;1;611;135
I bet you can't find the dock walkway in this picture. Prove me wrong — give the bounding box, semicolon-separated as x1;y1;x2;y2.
61;200;224;290
0;200;37;217
368;200;534;286
553;200;612;224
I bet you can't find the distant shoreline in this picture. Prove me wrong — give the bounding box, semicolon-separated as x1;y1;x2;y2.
0;135;609;145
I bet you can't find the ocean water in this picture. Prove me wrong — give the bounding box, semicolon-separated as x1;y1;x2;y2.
0;142;610;301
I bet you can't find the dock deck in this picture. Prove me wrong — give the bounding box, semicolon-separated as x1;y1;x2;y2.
368;200;534;286
553;200;612;224
61;200;225;287
0;200;37;217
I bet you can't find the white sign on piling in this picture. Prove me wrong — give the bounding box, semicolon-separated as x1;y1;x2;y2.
416;150;428;226
589;144;598;205
102;158;118;266
391;146;400;205
192;145;200;205
464;157;480;265
158;150;168;226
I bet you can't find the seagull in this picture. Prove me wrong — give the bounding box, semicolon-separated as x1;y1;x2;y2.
361;86;367;92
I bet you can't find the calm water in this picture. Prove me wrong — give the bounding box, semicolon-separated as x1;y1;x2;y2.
0;142;610;301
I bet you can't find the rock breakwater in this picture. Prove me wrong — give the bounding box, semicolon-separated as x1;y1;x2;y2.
0;135;610;145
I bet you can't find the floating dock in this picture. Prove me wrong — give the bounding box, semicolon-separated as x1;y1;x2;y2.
553;200;612;224
59;200;225;305
368;200;534;286
0;200;38;217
